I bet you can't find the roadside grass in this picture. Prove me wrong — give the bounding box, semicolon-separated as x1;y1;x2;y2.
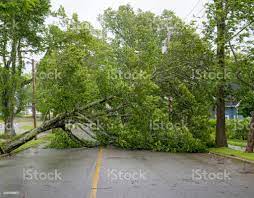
209;147;254;162
0;133;26;141
21;125;34;131
11;134;55;154
1;129;97;156
0;133;11;140
228;139;247;147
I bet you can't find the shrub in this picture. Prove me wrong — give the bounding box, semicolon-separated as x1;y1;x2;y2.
48;129;82;149
209;118;250;141
226;118;250;140
104;124;208;153
114;128;152;150
188;116;213;146
150;127;207;153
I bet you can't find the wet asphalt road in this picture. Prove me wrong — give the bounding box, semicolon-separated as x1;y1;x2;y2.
0;147;254;198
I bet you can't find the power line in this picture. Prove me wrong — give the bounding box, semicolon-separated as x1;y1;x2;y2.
184;0;203;20
193;7;206;19
189;0;209;34
227;20;254;42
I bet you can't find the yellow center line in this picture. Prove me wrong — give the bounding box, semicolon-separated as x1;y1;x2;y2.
89;147;103;198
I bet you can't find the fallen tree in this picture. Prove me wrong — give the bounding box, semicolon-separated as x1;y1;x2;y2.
1;96;116;154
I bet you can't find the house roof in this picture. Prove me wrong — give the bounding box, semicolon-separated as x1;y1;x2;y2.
225;101;240;108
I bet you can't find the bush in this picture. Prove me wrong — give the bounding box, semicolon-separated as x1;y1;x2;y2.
188;116;213;146
150;127;207;153
209;118;250;141
226;118;250;140
100;124;208;153
114;128;152;150
48;129;82;149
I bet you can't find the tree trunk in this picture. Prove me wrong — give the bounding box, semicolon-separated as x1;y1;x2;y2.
4;114;16;136
62;127;87;146
216;85;227;147
3;112;69;154
2;96;114;154
0;146;4;155
215;0;227;147
245;112;254;152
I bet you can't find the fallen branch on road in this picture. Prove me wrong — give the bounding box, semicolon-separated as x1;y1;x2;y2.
2;96;117;154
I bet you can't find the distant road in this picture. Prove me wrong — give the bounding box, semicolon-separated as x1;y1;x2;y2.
0;147;254;198
0;117;42;135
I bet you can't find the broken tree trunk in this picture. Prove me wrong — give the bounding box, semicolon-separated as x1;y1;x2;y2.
2;96;115;154
62;127;88;146
246;112;254;153
3;112;70;154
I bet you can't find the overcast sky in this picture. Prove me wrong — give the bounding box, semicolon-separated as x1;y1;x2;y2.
28;0;208;71
50;0;208;28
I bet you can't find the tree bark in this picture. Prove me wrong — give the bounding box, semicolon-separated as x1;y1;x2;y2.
62;127;87;146
246;112;254;152
216;85;227;147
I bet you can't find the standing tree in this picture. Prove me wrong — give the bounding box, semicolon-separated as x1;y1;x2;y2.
233;56;254;152
0;0;50;135
206;0;254;147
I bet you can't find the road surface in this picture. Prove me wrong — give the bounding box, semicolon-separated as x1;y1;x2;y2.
0;147;254;198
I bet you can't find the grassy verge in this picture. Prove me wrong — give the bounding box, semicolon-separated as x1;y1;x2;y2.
0;130;97;157
209;147;254;162
0;133;55;158
11;134;55;154
0;133;28;141
0;134;10;140
21;125;34;131
228;139;247;147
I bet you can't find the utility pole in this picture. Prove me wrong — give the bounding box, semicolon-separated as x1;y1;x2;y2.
32;59;37;129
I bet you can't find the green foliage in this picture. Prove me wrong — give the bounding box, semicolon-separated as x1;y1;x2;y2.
1;0;253;153
36;4;253;152
209;118;250;140
209;147;254;162
0;133;11;140
36;11;110;115
232;59;254;117
0;0;50;134
228;139;246;147
101;125;207;153
98;5;213;151
47;129;82;149
226;118;250;140
204;0;254;147
48;129;97;149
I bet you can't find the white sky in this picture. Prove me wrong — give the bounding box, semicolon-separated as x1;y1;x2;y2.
50;0;208;28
